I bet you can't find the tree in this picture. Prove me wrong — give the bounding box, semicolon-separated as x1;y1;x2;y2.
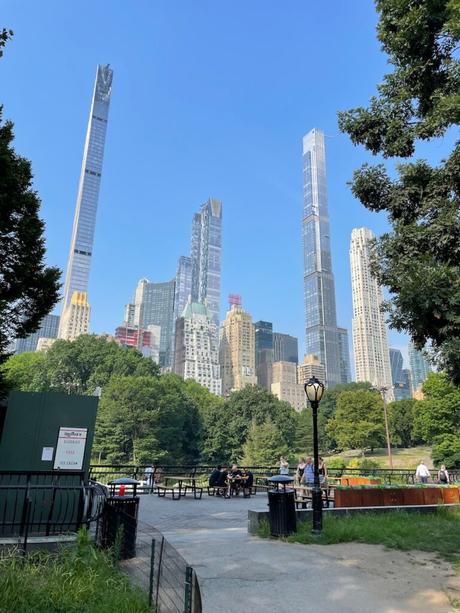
0;31;61;399
240;419;288;466
1;351;46;392
327;390;386;452
387;398;419;447
338;0;460;384
414;372;460;466
2;335;160;395
94;374;202;465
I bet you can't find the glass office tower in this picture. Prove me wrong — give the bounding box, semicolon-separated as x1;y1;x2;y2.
254;320;273;389
302;128;341;387
60;65;113;317
14;314;60;354
273;333;299;364
191;198;222;330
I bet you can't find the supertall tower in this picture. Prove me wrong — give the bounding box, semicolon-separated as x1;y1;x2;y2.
350;228;393;397
302;128;344;387
191;198;222;329
59;65;113;335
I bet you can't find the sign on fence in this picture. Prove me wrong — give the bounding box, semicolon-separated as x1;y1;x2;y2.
54;427;88;470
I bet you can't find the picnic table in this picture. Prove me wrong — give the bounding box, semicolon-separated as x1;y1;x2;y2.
156;475;203;500
294;484;335;508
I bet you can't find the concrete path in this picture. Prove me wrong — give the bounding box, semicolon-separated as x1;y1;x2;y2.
138;494;458;613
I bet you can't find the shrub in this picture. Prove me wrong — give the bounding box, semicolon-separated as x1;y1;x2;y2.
326;457;347;469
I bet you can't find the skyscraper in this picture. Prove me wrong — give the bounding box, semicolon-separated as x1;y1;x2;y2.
337;327;352;384
132;278;175;368
302;128;342;387
115;323;160;363
174;256;192;327
219;303;257;396
350;228;393;397
273;333;298;364
14;314;60;354
408;341;433;390
59;65;113;338
297;354;326;386
389;348;404;387
58;292;91;341
191;198;222;329
271;361;305;412
254;320;273;389
173;301;221;396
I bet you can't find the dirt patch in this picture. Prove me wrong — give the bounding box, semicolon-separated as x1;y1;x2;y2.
307;542;460;612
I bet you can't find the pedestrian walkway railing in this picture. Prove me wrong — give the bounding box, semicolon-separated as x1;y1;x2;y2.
90;463;460;487
0;470;107;554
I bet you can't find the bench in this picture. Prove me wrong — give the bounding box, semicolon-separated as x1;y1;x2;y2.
294;486;334;509
156;485;181;500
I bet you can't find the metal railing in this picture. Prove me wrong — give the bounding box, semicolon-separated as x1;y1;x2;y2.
90;463;460;487
0;470;107;553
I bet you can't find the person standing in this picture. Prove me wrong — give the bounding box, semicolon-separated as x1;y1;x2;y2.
438;464;450;484
318;457;328;485
279;457;289;475
302;457;315;486
415;460;431;484
296;458;306;485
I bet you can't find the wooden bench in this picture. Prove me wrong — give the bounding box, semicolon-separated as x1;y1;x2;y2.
294;486;334;509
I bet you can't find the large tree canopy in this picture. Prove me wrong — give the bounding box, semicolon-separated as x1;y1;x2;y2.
0;30;61;398
2;335;160;394
339;0;460;384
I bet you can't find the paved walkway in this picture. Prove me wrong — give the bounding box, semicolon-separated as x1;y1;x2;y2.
138;494;458;613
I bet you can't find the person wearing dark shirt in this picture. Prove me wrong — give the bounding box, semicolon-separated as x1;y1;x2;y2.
209;466;222;487
241;469;254;498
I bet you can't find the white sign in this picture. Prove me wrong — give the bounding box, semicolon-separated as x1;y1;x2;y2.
53;427;88;470
41;447;54;461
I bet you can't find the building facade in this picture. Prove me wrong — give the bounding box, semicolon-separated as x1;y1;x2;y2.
14;314;60;354
273;332;298;364
115;323;161;363
174;256;192;324
191;198;222;330
219;304;257;396
271;361;306;412
350;228;393;398
408;341;433;390
302;128;342;387
59;65;113;338
173;302;221;395
297;354;326;386
337;327;352;384
390;348;412;401
58;291;90;341
132;278;175;368
254;320;273;390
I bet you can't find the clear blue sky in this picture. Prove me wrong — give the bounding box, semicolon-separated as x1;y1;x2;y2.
1;1;453;367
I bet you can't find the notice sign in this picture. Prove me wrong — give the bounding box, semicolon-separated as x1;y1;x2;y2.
53;427;88;470
41;447;54;462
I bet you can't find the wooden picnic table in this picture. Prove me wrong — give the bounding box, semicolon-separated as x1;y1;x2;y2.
157;475;203;499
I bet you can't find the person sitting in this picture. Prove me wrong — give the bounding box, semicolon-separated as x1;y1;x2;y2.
241;468;254;498
227;464;242;497
438;464;449;484
209;466;222;488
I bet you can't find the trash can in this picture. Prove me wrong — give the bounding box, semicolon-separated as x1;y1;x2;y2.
100;478;140;559
267;475;297;537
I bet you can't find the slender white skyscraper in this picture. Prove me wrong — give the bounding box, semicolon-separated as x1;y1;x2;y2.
59;65;113;336
350;228;393;398
302;128;349;387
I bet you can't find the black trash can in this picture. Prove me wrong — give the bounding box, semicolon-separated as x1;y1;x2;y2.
100;478;140;559
267;475;297;537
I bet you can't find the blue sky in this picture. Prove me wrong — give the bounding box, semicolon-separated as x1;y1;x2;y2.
1;1;453;367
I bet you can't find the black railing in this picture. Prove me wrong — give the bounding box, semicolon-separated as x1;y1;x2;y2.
0;470;107;553
89;464;460;487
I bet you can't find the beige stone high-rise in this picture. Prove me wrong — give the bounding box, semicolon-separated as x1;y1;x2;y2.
297;354;326;385
271;361;306;412
219;304;257;396
350;228;393;398
58;291;90;341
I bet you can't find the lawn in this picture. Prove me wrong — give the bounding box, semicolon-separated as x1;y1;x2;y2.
325;445;433;469
0;530;150;613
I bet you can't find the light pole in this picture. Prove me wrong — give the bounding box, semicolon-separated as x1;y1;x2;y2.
304;376;325;535
372;386;393;469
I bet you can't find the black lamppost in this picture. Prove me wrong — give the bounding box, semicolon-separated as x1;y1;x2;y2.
304;376;325;535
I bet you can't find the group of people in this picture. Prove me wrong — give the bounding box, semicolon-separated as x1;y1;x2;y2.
415;460;451;484
279;456;328;486
208;464;254;498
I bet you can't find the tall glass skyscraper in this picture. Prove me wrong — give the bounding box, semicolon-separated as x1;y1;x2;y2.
273;333;298;364
174;256;192;325
302;128;343;387
254;320;273;389
191;198;222;329
14;314;60;354
60;65;113;326
408;341;432;390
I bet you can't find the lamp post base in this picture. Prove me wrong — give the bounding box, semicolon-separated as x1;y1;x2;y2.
311;486;323;535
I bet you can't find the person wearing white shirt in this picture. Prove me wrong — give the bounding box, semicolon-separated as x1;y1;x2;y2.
415;460;431;484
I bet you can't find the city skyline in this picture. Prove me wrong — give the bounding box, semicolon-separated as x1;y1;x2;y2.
3;3;452;368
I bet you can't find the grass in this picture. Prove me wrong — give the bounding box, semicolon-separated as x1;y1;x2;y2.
325;445;433;469
258;509;460;609
0;530;150;613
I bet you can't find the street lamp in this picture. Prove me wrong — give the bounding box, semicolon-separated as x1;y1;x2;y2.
304;376;325;535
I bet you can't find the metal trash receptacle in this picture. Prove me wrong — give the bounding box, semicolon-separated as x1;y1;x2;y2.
267;475;297;537
100;478;140;559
